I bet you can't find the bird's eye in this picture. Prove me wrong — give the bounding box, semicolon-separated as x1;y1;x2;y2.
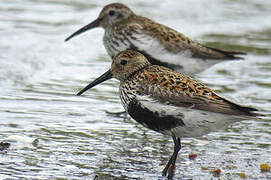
109;10;115;16
120;60;127;66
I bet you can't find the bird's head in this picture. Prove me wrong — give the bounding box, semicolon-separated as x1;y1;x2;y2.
77;50;150;96
65;3;135;41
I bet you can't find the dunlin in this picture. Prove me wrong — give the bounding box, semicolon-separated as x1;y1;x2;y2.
65;3;246;75
76;50;260;179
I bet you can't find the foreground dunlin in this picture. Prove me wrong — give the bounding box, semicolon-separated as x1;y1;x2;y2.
66;3;246;75
76;50;261;179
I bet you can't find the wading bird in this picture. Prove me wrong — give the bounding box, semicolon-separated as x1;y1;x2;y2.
65;3;246;75
76;50;260;179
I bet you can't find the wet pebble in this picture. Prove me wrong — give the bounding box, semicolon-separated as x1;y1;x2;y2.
0;141;10;151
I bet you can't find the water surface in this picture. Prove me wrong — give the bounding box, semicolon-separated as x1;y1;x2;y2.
0;0;271;179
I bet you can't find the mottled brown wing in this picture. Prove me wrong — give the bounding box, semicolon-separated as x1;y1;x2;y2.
136;16;246;60
136;65;258;117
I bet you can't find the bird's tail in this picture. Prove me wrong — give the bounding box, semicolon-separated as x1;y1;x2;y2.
204;45;246;60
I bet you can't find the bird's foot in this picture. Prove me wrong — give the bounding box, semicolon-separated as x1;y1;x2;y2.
162;164;176;179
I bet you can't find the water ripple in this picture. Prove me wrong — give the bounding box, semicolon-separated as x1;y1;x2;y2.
0;0;271;179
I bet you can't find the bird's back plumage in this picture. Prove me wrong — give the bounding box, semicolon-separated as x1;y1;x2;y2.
114;16;245;59
121;65;258;117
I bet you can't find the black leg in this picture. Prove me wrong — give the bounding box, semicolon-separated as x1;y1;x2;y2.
162;134;181;179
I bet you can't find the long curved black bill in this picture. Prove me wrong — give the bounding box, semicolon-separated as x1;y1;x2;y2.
65;18;100;42
77;70;112;96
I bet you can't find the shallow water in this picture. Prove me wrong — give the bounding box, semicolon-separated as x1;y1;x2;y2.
0;0;271;179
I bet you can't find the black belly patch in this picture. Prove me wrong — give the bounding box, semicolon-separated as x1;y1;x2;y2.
127;100;185;132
